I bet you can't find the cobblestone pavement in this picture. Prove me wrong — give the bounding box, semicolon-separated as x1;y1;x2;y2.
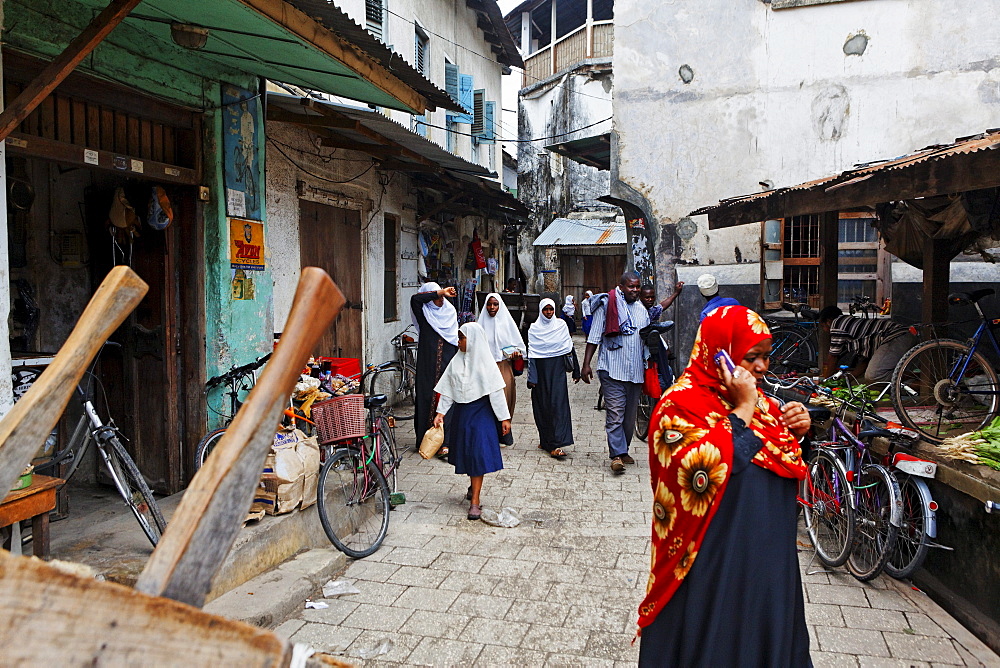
279;338;998;667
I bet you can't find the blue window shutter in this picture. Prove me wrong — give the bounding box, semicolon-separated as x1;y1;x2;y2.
445;63;459;102
413;115;427;137
480;101;495;144
451;74;474;124
472;89;485;136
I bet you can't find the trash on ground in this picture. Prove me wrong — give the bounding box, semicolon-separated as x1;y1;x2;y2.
322;579;361;597
304;600;328;609
357;638;393;660
480;507;521;528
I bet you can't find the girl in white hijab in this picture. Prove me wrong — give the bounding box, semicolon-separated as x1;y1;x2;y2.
411;282;459;452
527;298;579;458
478;293;524;446
582;290;595;335
434;323;511;520
560;294;578;334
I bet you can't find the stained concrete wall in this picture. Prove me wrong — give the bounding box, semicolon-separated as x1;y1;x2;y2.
517;66;613;292
614;0;1000;351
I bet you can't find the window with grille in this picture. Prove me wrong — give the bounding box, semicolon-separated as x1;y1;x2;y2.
384;215;399;321
836;213;882;308
414;26;429;75
366;0;385;41
782;214;821;306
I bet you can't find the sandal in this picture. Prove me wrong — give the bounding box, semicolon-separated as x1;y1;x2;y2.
436;446;449;460
549;448;568;459
467;503;482;521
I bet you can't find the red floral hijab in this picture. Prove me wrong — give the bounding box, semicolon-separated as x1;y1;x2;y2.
637;305;806;631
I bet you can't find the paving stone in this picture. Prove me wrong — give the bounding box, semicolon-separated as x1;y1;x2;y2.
405;637;484;666
462;617;530;647
505;599;572;626
273;618;304;640
428;552;487;573
807;583;873;608
478;556;538;578
545;653;617;667
395;610;472;641
345;629;423;664
903;612;950;639
448;591;515;618
387;564;449;588
476;644;546;665
581;631;640;662
805;603;846;628
865;588;918;613
289;622;362;654
816;626;891;657
857;657;930;668
392;585;461;612
840;607;910;632
341;602;414;632
882;632;963;664
491;576;552;601
343;580;406;607
300;597;360;626
342;559;400;582
381;546;442;567
437;570;500;594
811;651;860;668
521;624;592;654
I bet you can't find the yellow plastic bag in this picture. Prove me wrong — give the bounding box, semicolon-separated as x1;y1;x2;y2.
419;424;445;459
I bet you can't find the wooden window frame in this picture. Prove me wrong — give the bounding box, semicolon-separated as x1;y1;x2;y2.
383;214;400;322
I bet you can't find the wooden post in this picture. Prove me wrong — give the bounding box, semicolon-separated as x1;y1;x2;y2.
0;0;143;142
817;211;839;370
922;236;951;327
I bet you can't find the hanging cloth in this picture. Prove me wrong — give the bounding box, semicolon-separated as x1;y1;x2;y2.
434;322;506;404
528;298;574;359
478;293;525;362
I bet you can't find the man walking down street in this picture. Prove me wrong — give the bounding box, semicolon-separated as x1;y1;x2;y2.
581;271;650;474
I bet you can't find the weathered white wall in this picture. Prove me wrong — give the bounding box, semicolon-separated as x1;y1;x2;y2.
614;0;1000;278
336;0;506;175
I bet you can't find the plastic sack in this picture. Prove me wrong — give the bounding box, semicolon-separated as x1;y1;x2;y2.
419;424;444;459
480;507;521;528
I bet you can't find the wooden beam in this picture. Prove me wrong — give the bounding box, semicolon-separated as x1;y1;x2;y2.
922;237;951;326
266;106;359;129
240;0;431;113
418;193;465;222
0;0;143;142
319;136;402;157
817;210;839;371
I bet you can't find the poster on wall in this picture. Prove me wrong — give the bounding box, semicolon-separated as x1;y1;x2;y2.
230;217;265;270
222;85;261;220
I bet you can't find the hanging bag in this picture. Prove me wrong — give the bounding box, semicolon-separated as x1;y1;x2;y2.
643;360;662;398
470;230;487;270
419;423;445;459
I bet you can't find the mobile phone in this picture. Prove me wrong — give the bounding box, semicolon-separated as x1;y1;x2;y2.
714;350;737;374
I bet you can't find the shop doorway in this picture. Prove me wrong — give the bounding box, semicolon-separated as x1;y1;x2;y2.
560;253;625;306
298;200;363;359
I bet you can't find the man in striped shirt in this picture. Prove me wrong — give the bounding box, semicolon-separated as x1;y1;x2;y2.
582;272;650;474
819;306;917;382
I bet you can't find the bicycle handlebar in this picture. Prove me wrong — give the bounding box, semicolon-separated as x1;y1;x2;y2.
205;352;273;389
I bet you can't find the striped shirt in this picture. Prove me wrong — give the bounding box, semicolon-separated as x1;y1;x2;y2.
587;290;650;383
829;315;909;361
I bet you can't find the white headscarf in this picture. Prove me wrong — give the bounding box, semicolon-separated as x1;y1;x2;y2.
434;322;506;404
478;292;524;362
412;282;458;346
582;290;594;317
563;295;576;316
529;298;574;358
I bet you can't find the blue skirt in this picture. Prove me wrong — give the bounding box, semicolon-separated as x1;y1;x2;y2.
447;395;504;477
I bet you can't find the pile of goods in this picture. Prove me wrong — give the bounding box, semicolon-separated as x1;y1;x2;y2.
323;374;360;397
938;417;1000;470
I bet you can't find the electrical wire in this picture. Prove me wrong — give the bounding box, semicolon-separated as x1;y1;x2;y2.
268;136;374;163
418;115;610;143
267;137;377;184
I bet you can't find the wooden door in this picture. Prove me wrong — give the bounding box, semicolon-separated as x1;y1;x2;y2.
85;183;187;494
299;200;363;359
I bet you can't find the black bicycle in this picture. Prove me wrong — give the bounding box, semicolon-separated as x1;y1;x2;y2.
765;302;820;374
193;352;272;470
362;327;416;421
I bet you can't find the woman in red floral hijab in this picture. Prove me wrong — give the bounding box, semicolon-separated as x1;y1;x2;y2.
638;305;813;667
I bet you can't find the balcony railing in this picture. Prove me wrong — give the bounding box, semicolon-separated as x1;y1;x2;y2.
522;20;613;87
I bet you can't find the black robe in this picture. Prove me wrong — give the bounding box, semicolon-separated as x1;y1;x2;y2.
411;291;458;446
528;354;578;452
639;418;812;668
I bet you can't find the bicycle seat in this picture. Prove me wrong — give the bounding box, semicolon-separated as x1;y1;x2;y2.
857;427;894;441
949;288;995;306
781;301;803;314
807;406;831;422
365;394;388;408
800;307;819;320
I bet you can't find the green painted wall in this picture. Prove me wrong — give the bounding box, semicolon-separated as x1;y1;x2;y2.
5;0;272;430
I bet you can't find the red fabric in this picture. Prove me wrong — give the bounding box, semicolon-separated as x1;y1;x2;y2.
603;288;621;337
638;305;807;630
471;231;487;270
643;362;661;398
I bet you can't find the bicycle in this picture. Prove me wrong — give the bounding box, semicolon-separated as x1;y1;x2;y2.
765;302;820;374
765;371;902;581
891;288;1000;444
636;320;677;439
363;327;416;421
194;352;272;470
31;342;166;546
313;393;397;558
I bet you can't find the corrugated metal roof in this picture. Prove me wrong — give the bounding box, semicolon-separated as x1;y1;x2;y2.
533;218;626;246
285;0;462;112
692;128;1000;218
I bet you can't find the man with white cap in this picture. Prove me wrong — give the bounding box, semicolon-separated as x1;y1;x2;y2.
698;273;740;321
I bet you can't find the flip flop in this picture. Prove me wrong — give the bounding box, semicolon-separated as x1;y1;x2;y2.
549;448;568;459
467;503;482;521
436;446;449;460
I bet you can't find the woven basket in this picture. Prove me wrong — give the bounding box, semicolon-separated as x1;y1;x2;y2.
313;394;366;445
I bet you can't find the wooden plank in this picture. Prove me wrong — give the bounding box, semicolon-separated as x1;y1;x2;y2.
56;96;73;143
0;550;299;666
100;108;115;151
0;0;145;141
140;119;152;159
136;268;344;608
71;99;87;145
5;132;199;186
87;104;101;148
817;210;839;370
163;127;176;165
127;116;140;156
0;267;148;496
152;124;164;162
923;236;951;325
114;113;127;153
39;96;56;139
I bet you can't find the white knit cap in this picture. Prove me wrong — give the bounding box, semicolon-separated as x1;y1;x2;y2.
697;273;719;297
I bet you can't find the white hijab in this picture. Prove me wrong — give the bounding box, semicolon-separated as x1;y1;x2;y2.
412;282;458;346
478;292;524;362
582;290;594;317
562;295;576;316
434;322;506;404
529;298;574;358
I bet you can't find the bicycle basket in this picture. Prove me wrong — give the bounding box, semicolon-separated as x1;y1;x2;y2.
312;394;366;444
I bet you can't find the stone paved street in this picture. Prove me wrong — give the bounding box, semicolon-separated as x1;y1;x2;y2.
278;338;999;667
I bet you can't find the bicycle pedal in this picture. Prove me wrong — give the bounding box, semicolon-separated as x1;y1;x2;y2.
389;492;406;507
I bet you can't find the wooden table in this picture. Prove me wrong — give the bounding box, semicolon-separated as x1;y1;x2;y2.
0;475;64;559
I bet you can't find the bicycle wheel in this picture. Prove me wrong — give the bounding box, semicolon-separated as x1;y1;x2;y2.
891;339;1000;443
802;450;855;567
317;448;390;558
375;416;399;492
194;427;227;471
884;475;933;579
368;363;416;421
635;394;654;440
104;437;166;547
769;328;817;374
847;463;901;582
